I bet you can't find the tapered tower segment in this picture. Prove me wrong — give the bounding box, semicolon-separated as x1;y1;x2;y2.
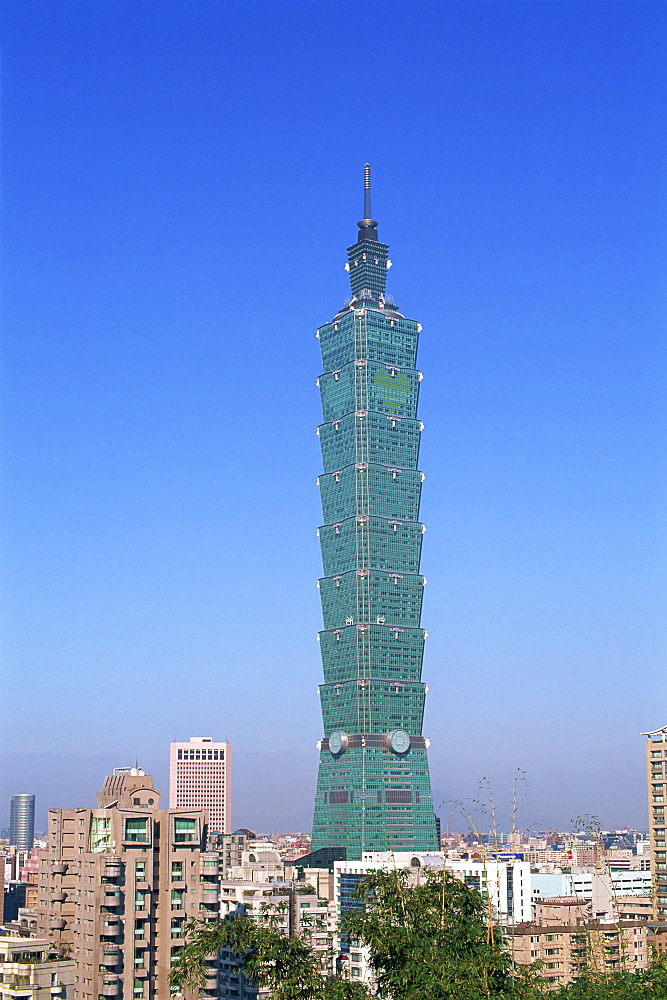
311;167;438;859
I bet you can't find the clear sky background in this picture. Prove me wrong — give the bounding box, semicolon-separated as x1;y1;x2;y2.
1;1;665;837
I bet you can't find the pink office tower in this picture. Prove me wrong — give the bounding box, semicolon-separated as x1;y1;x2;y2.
169;736;232;835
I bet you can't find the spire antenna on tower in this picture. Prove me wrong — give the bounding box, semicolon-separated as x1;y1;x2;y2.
363;163;372;221
357;162;378;242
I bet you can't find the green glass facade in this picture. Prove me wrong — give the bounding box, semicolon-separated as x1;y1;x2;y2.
311;168;438;859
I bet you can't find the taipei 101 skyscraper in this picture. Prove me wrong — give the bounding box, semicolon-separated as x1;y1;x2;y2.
311;167;439;859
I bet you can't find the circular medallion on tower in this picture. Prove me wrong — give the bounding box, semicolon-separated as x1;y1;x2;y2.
388;729;411;754
329;731;348;756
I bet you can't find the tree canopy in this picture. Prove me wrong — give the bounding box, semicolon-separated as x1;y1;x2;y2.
169;905;370;1000
344;868;537;999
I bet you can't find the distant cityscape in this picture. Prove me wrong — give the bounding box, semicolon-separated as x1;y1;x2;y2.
1;736;663;998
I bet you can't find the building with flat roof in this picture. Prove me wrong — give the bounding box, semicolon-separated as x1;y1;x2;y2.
311;166;438;860
330;851;531;986
169;736;232;835
0;933;75;1000
506;901;651;988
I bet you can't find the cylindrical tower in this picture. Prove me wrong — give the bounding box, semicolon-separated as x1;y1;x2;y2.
10;794;35;850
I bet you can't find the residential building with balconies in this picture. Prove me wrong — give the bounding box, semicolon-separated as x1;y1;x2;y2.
37;767;219;1000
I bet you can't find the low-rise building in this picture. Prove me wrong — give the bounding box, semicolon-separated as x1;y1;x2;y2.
531;869;652;903
506;896;651;987
0;932;75;1000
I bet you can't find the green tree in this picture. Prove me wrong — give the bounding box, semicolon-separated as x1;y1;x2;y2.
343;868;540;1000
552;957;667;1000
169;909;370;1000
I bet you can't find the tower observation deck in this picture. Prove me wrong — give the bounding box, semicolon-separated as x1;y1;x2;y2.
311;166;439;859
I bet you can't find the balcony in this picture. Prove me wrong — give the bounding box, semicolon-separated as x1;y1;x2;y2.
102;950;121;966
49;918;66;930
99;975;121;996
103;892;123;908
200;855;220;876
52;892;67;902
104;857;122;874
100;930;122;943
52;863;67;875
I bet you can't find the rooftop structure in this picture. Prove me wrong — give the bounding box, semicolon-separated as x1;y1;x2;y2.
0;934;75;1000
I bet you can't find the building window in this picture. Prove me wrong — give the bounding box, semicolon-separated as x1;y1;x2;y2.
174;818;197;843
90;817;112;854
135;862;146;878
125;818;149;843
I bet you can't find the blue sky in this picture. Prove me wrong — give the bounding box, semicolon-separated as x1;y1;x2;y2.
1;1;665;835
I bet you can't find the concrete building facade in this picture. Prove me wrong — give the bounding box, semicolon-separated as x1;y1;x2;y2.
37;767;220;1000
643;725;667;918
506;897;651;987
169;737;232;835
217;879;332;999
330;851;531;987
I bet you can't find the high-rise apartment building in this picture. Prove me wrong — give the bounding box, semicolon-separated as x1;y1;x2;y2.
169;736;232;835
311;167;438;859
10;794;35;850
38;767;221;1000
643;725;667;917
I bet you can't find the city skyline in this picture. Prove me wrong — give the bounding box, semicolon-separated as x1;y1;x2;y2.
1;1;665;833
